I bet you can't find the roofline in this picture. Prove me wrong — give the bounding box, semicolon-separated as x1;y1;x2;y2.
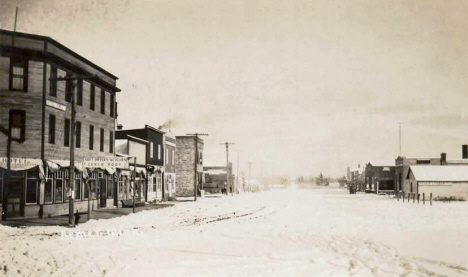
0;29;118;80
145;124;165;134
115;134;150;144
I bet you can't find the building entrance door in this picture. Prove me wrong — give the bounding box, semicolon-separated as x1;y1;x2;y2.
6;179;23;217
99;178;106;208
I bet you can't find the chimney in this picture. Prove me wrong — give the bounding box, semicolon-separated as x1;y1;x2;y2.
440;153;447;165
463;145;468;159
117;124;123;130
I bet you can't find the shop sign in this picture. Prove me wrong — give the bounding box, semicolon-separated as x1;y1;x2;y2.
0;157;43;171
83;157;129;169
46;100;67;111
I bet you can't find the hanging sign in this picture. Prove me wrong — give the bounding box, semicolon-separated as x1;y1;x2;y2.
83;157;129;169
46;100;67;111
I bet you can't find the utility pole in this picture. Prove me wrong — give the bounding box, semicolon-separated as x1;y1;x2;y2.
49;74;96;227
220;142;235;195
186;133;208;201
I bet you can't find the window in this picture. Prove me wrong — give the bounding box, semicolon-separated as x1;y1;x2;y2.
26;169;38;204
83;179;89;199
107;176;113;199
109;131;114;153
55;176;63;203
100;89;105;114
199;152;203;164
166;148;168;164
74;173;81;200
158;144;161;160
110;93;114;117
50;65;57;96
76;121;81;148
64;170;69;202
172;149;175;165
48;114;56;144
65;75;72;102
9;110;26;142
9;57;28;91
150;142;154;158
90;85;95;110
89;125;94;150
64;118;70;147
45;173;53;203
100;128;104;152
77;80;83;106
0;173;3;204
153;177;156;191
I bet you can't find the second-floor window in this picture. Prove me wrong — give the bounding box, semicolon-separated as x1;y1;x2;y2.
109;131;114;153
9;109;26;142
64;118;70;147
150;142;154;158
100;128;104;152
48;114;55;144
172;149;175;165
9;58;28;92
89;125;94;150
158;144;161;160
65;75;72;103
76;121;81;148
110;93;114;118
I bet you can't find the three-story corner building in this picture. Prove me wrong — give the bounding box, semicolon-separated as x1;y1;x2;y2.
115;125;165;202
0;30;121;219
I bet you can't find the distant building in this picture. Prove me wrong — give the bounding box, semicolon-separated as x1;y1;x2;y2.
115;125;165;202
175;136;204;198
204;162;234;194
347;164;365;191
364;163;395;193
406;165;468;200
0;30;120;219
164;133;176;201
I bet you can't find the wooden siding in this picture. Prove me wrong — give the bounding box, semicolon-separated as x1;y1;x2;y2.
0;58;44;158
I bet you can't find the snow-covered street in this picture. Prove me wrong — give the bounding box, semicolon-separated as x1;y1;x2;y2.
1;187;468;276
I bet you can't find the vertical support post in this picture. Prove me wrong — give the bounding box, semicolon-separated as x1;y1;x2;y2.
407;193;410;203
194;135;198;201
69;80;76;227
413;193;415;203
133;157;136;213
423;193;425;205
430;193;432;206
417;194;420;204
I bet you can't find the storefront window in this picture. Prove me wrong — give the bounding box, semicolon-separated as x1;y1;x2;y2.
83;180;89;199
45;173;53;203
75;173;81;200
107;176;113;199
26;170;38;204
64;171;69;202
55;179;63;203
0;172;3;204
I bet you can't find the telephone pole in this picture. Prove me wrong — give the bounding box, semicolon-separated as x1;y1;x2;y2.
220;142;235;195
186;133;208;201
50;74;96;227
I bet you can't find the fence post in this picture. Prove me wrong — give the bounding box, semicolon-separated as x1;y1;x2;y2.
397;191;399;201
418;194;420;204
413;193;415;203
430;193;432;206
408;193;410;203
423;193;425;205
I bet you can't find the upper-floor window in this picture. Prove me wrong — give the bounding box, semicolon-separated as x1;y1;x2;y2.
64;118;70;147
166;148;168;164
100;89;105;114
89;125;94;150
150;142;154;158
158;144;161;160
172;149;175;165
77;80;83;106
76;121;81;148
65;74;72;103
110;93;114;118
90;85;95;110
109;131;114;153
48;114;55;144
49;65;57;97
100;128;104;152
9;58;28;92
9;109;26;142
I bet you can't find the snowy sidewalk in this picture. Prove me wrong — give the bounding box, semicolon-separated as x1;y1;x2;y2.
0;202;174;228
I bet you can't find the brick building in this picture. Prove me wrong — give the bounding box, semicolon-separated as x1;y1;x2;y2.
364;163;395;193
175;136;204;198
0;30;121;219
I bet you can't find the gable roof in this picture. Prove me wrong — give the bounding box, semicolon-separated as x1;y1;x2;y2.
408;166;468;182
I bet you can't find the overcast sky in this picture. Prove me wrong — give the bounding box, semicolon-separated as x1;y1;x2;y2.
1;0;467;178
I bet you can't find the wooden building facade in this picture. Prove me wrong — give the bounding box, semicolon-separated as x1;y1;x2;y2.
0;30;121;219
